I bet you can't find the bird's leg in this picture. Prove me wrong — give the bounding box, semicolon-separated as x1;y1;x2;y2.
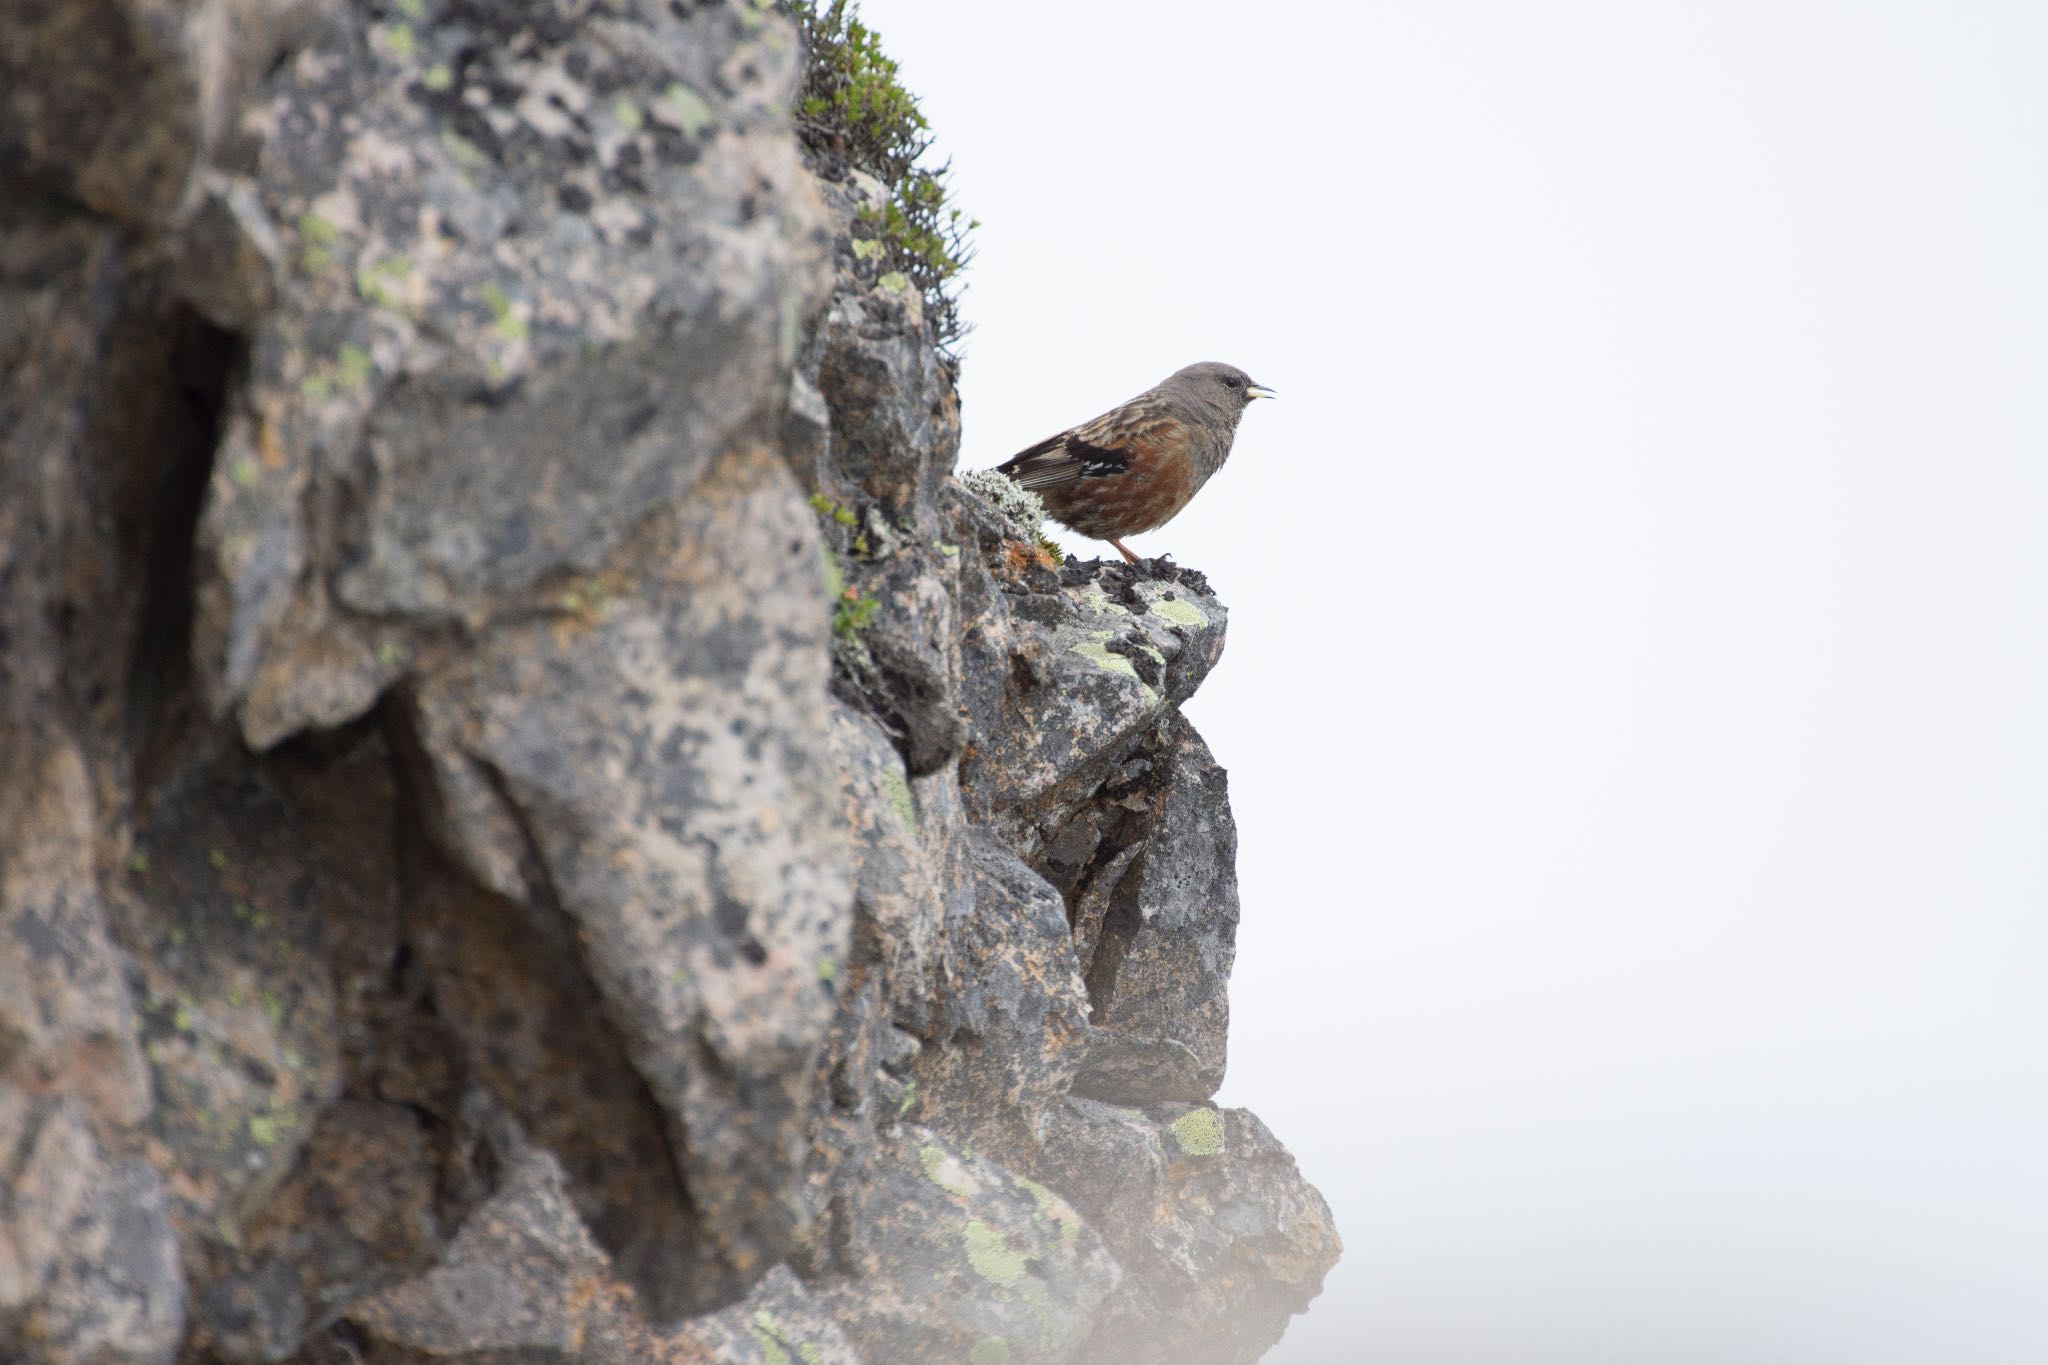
1110;538;1140;566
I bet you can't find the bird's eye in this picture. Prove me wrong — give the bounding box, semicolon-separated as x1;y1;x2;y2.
1223;376;1241;388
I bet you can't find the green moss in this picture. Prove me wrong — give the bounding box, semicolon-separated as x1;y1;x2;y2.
1168;1107;1225;1157
970;1340;1012;1365
833;590;880;638
481;282;527;342
1148;597;1208;630
880;763;916;832
963;1219;1027;1288
809;491;860;526
895;1077;917;1118
378;639;405;668
126;850;150;876
248;1114;284;1148
208;847;230;871
790;0;974;358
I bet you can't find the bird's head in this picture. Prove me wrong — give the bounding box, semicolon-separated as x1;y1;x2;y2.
1169;361;1277;418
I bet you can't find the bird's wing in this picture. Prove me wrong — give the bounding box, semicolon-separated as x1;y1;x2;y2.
995;410;1181;492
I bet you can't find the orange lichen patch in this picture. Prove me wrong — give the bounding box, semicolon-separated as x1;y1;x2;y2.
998;539;1059;578
258;413;289;471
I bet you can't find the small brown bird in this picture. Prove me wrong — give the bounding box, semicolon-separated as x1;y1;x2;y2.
994;361;1275;564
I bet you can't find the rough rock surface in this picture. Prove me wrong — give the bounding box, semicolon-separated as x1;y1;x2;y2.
0;2;1339;1362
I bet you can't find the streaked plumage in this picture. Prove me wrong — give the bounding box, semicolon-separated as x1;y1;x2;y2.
995;361;1273;564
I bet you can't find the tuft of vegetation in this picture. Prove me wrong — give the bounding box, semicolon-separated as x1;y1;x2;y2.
788;0;975;360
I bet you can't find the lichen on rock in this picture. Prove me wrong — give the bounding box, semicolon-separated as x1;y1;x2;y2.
0;0;1337;1361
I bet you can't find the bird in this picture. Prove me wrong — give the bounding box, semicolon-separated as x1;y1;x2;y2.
993;361;1275;565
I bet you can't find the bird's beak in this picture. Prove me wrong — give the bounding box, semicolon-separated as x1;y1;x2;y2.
1246;383;1277;400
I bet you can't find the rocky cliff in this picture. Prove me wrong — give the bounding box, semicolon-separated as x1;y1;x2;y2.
0;2;1339;1361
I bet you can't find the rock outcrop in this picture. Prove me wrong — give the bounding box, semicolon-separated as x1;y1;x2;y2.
0;2;1339;1362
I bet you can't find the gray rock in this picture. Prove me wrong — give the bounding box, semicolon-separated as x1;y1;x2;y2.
953;538;1230;850
811;1126;1119;1364
0;1094;185;1365
1053;712;1242;1101
408;445;855;1305
1047;1101;1344;1365
0;735;151;1129
0;0;1340;1356
909;833;1091;1159
189;0;833;748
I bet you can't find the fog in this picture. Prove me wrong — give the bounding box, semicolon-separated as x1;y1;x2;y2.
855;2;2048;1359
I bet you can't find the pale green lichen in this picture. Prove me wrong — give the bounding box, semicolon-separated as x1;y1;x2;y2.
229;456;260;488
963;1219;1027;1288
798;1344;823;1365
1079;587;1129;616
422;63;454;91
480;281;528;342
337;343;372;389
850;237;885;261
896;1078;918;1118
248;1114;284;1148
440;129;488;169
1148;597;1208;630
1068;639;1136;680
126;851;150;876
614;97;644;132
1069;641;1159;705
750;1310;791;1365
657;81;715;137
816;954;838;984
880;763;916;833
920;1143;972;1197
877;270;911;295
382;22;416;59
1014;1175;1082;1245
356;253;415;313
970;1340;1012;1365
1168;1106;1225;1156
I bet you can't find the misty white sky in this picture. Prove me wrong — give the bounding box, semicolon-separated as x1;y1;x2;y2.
852;2;2048;1361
